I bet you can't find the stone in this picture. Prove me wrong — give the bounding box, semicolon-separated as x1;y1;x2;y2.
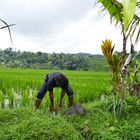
64;104;85;115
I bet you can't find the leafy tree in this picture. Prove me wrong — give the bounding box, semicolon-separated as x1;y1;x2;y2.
0;48;108;71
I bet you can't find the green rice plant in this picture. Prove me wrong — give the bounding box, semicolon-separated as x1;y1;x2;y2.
0;68;111;109
0;90;5;108
5;88;14;108
14;93;22;108
21;90;30;108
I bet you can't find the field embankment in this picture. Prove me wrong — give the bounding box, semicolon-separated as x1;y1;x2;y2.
0;99;140;140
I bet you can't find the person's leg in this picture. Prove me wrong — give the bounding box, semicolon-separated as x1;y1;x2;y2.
58;89;65;108
49;91;54;112
33;81;48;112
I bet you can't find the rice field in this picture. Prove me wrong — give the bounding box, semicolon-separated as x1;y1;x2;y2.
1;68;140;140
0;68;111;109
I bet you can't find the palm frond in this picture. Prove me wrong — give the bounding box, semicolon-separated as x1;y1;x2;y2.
135;27;140;45
0;24;15;29
96;0;140;45
127;14;140;45
137;1;140;8
0;19;16;46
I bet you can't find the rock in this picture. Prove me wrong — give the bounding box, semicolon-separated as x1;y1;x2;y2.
64;104;85;115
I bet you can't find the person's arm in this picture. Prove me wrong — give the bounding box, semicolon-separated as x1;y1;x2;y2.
49;91;54;112
58;89;65;108
68;95;73;106
65;87;74;106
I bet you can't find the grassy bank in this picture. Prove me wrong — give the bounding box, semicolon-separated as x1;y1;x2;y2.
0;97;140;140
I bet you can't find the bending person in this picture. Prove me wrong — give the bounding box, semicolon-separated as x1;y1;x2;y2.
33;72;73;112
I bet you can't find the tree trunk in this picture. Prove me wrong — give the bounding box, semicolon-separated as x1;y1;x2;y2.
120;34;127;100
123;35;127;57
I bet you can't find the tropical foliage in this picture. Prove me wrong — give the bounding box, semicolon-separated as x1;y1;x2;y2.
101;39;122;95
97;0;140;95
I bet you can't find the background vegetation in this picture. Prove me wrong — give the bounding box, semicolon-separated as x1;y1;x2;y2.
0;48;109;71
